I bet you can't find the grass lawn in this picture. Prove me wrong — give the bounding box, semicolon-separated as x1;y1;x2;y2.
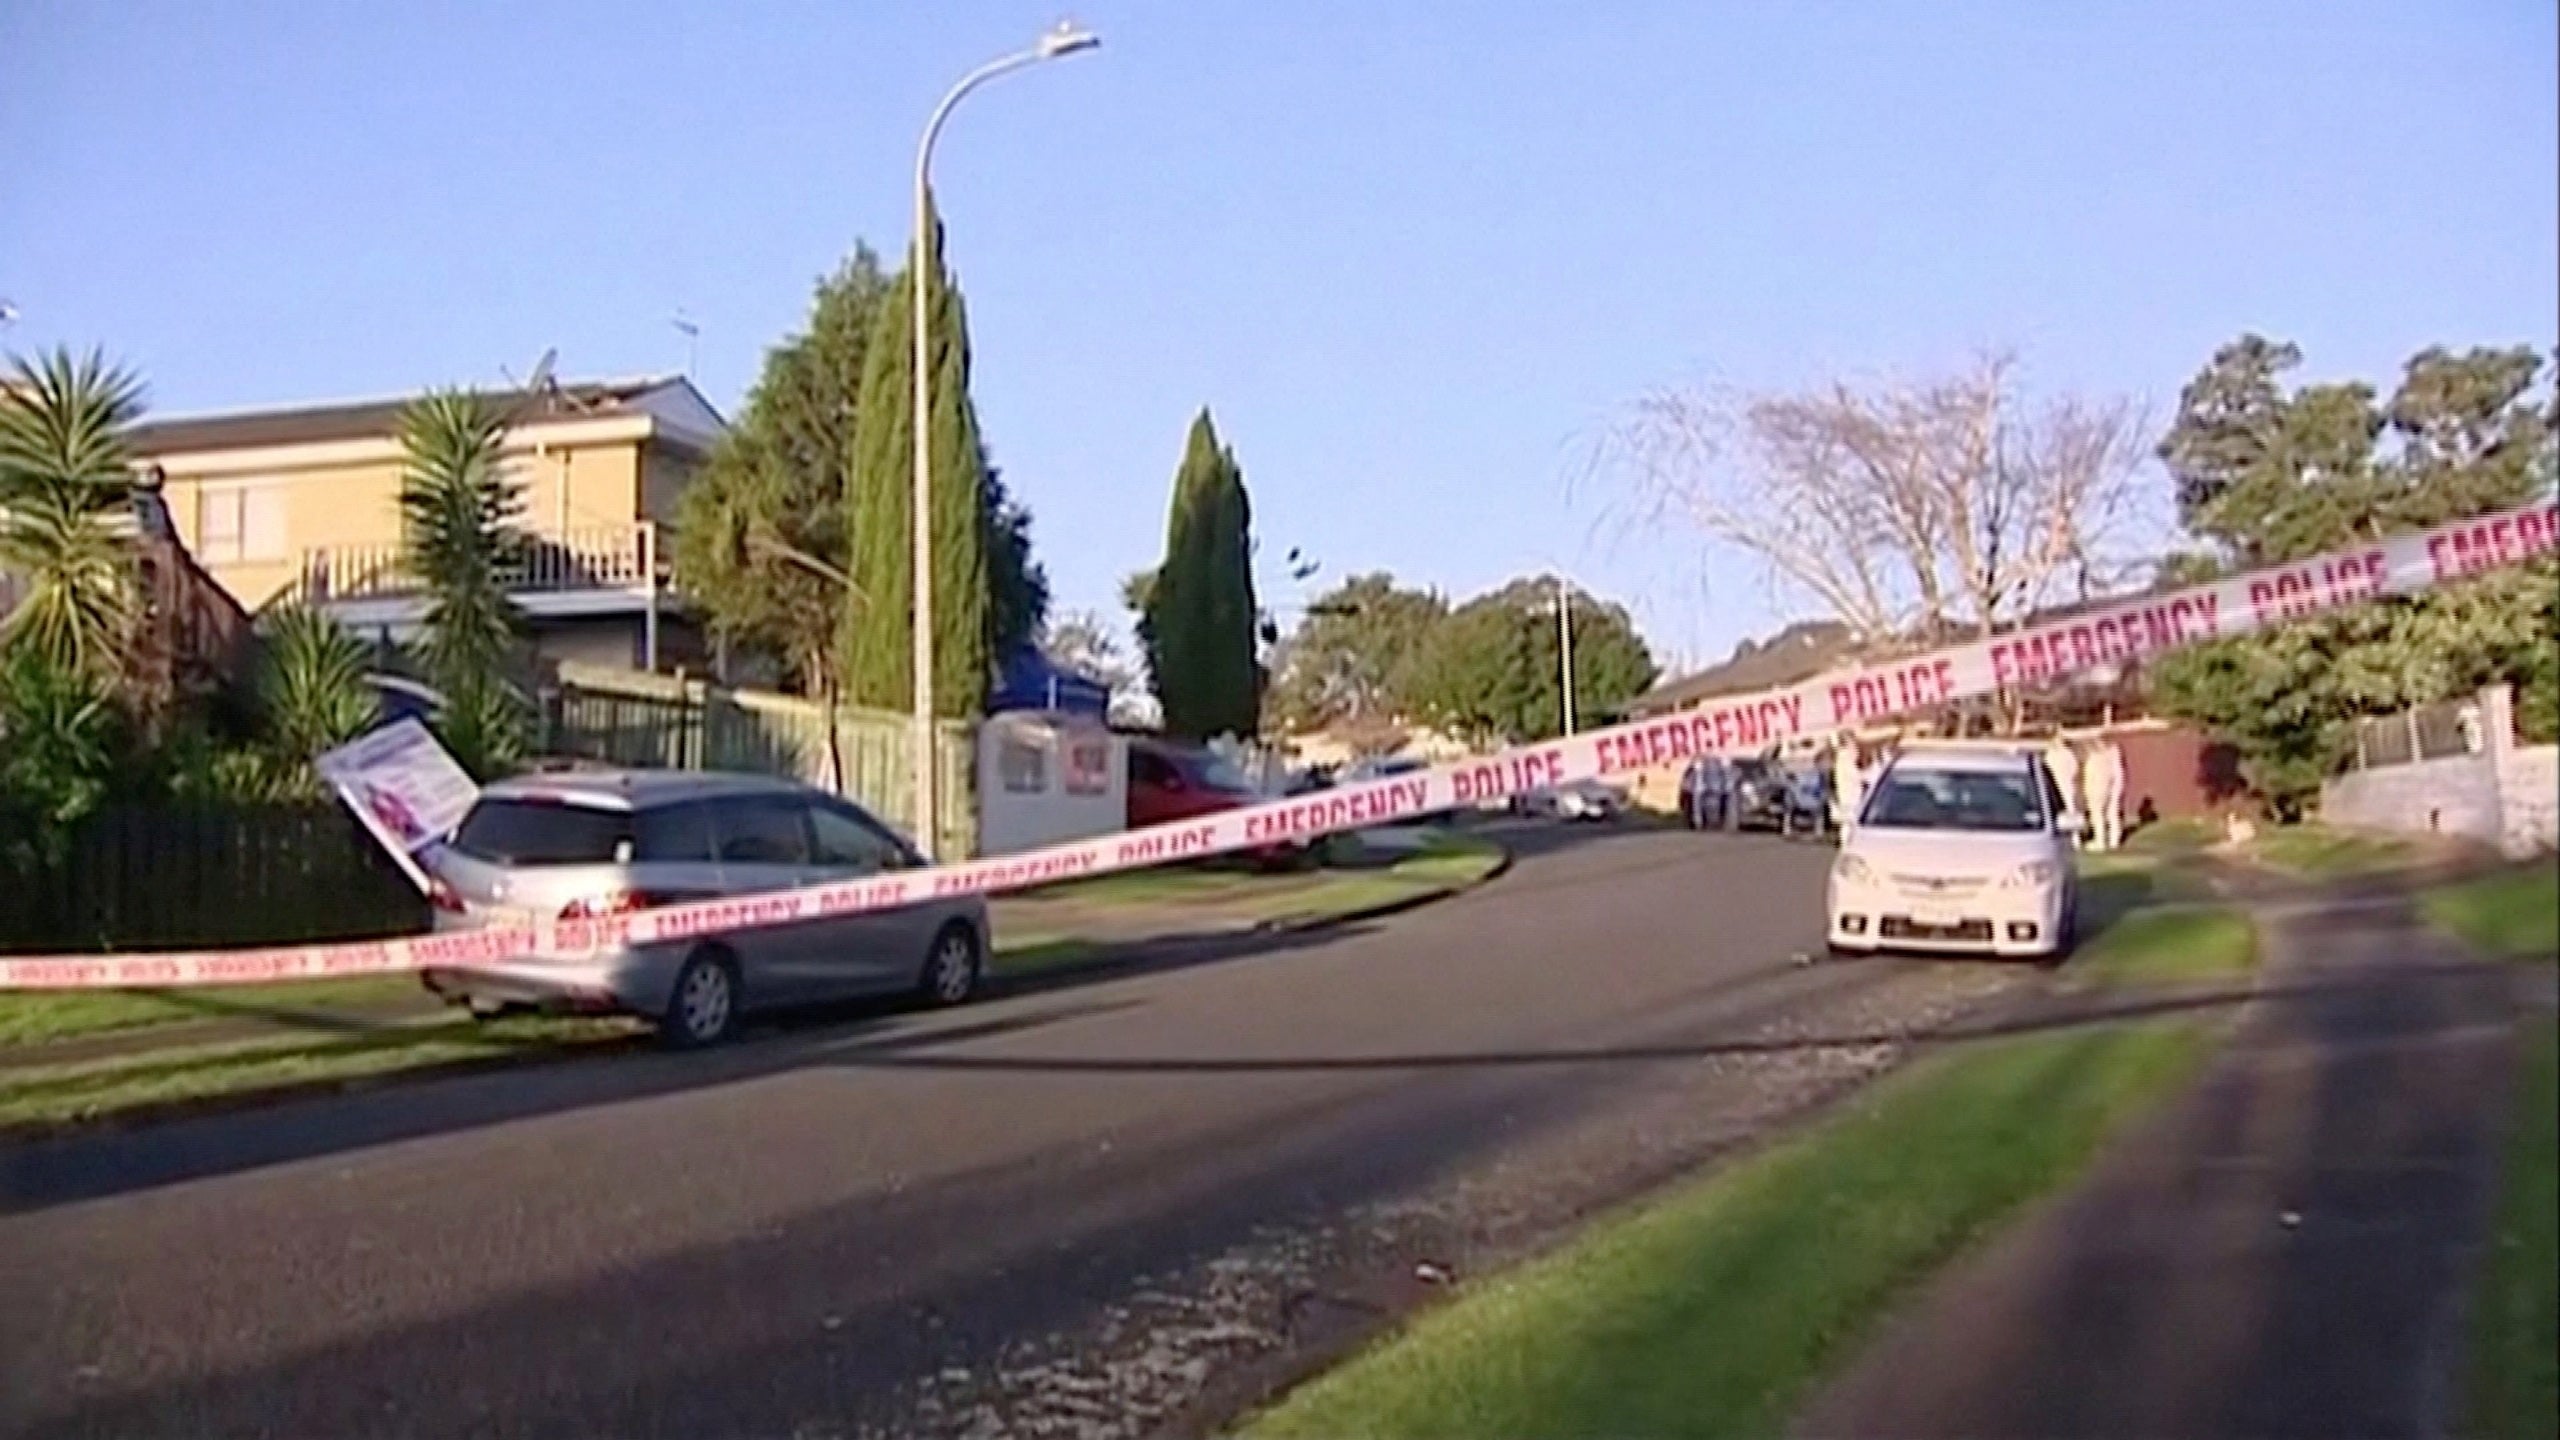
1240;1017;2214;1440
2420;865;2560;960
2125;816;2219;855
0;973;427;1048
2465;1021;2558;1440
2074;854;2214;940
2246;823;2413;878
2068;906;2257;988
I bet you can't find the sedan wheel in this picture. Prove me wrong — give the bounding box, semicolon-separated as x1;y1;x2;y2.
921;926;981;1007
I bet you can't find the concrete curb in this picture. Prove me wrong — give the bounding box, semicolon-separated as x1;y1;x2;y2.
0;842;1516;1142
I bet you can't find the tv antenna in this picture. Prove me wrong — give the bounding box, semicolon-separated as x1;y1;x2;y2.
670;312;700;378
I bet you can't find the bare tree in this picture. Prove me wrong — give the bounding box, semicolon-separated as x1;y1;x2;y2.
1042;608;1157;728
1603;354;2153;655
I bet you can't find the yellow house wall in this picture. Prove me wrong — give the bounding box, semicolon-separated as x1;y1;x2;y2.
158;458;405;611
526;443;641;534
150;435;663;612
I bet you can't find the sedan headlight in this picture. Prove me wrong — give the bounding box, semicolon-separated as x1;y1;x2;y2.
2000;860;2060;889
1833;853;1877;886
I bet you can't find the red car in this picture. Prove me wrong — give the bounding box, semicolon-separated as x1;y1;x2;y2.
1126;738;1301;865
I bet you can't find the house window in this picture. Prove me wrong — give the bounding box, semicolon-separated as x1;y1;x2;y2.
195;484;287;564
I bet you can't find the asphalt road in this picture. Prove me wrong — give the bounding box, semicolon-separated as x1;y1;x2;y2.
0;821;2027;1440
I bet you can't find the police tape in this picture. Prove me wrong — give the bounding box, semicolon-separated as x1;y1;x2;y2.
4;498;2554;991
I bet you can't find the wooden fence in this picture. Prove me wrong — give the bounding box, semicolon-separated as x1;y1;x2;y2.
0;803;427;955
538;663;979;859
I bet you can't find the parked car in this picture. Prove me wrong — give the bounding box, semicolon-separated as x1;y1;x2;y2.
421;770;987;1046
1127;737;1263;827
1126;737;1302;864
1728;756;1826;835
1339;754;1456;823
1515;778;1627;823
1680;756;1735;830
1825;743;2080;961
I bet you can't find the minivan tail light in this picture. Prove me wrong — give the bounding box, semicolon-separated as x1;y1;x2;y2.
559;891;667;920
426;877;469;915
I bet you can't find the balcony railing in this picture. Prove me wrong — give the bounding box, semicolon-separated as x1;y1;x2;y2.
297;522;661;604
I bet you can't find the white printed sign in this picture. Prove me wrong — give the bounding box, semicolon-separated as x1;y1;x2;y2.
313;718;481;891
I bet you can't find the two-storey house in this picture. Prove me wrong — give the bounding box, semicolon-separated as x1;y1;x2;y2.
126;374;724;672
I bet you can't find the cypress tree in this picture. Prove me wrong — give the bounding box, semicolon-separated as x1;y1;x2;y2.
1143;409;1260;739
842;209;995;716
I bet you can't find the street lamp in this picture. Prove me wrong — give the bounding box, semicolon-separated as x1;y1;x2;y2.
905;20;1099;860
1555;574;1578;736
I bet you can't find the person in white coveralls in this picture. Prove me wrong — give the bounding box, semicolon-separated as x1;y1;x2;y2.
2080;737;2127;851
1831;739;1864;830
2042;735;2083;848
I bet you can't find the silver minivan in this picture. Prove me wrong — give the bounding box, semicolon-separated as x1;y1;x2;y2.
421;770;987;1046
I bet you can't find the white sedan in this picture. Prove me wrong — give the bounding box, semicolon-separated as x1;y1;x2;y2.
1826;744;2080;961
1515;779;1627;823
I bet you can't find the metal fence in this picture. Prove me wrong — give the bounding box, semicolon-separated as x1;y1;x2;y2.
538;663;979;858
0;804;426;954
2349;698;2488;770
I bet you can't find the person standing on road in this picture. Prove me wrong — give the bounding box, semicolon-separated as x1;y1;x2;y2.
1831;738;1864;829
2081;737;2127;851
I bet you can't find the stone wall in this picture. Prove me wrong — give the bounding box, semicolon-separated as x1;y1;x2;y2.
2321;752;2507;845
2499;744;2559;855
2320;685;2557;857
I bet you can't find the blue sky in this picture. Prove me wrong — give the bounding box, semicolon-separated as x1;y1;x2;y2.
5;1;2553;674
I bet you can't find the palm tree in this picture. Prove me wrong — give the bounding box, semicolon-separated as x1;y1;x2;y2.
255;602;379;763
398;392;524;676
397;390;529;776
0;349;144;682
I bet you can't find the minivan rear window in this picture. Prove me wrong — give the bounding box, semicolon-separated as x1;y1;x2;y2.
451;800;634;866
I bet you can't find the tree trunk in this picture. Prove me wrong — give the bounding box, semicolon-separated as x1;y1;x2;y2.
816;655;846;796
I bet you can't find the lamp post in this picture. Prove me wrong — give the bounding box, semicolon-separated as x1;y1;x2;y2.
906;20;1099;860
1555;574;1578;737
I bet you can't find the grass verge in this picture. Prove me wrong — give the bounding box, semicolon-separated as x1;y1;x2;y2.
1024;862;1317;906
2245;823;2413;878
2465;1021;2558;1440
990;935;1101;976
0;1014;640;1130
1239;1017;2214;1440
2068;906;2256;988
0;973;425;1048
1232;836;1506;927
2420;864;2560;961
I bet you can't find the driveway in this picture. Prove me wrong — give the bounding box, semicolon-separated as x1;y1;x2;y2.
1;822;2031;1440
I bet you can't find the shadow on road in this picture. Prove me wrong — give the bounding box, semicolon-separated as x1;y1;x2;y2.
0;920;1360;1214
